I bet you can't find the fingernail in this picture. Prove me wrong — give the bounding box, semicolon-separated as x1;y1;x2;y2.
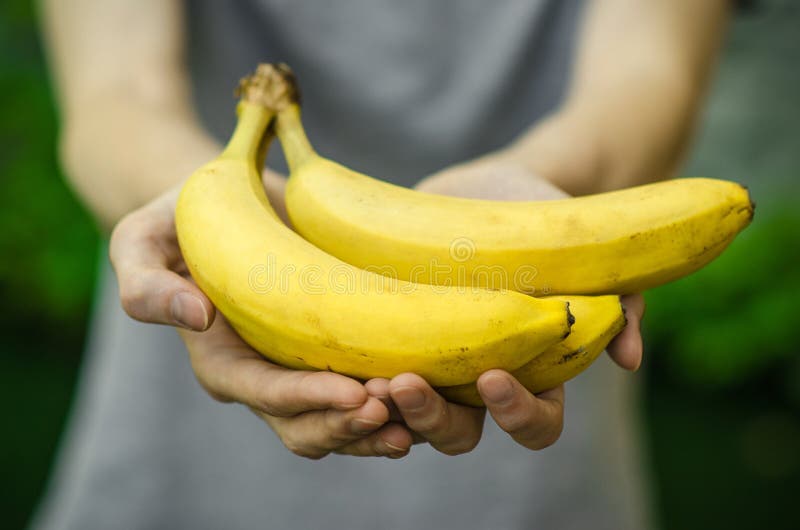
482;374;514;405
337;401;366;410
171;292;208;330
393;386;426;410
384;442;408;457
350;418;381;434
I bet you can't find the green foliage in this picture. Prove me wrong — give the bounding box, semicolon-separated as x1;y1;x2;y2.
1;4;99;529
644;202;800;387
0;1;100;327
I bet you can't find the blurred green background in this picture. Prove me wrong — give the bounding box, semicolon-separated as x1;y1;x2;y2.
1;1;798;529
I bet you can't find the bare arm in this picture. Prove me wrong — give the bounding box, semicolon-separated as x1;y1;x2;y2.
411;0;727;453
40;0;219;227
42;2;370;460
509;0;730;195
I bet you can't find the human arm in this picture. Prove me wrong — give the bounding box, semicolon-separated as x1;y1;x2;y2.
108;187;412;458
42;0;403;458
40;0;223;228
510;0;731;195
368;171;646;454
381;0;728;453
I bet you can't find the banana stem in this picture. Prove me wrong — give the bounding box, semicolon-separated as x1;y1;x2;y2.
275;104;316;171
221;102;274;164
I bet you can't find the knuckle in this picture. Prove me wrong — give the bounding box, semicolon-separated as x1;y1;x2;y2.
255;383;293;417
546;419;565;445
523;415;564;450
501;411;532;435
297;449;325;460
193;375;231;404
329;431;353;445
283;437;326;460
412;406;449;435
323;410;354;445
253;394;286;417
328;423;354;444
109;213;143;262
205;388;231;404
259;372;317;417
438;437;479;456
336;439;374;458
109;210;134;241
295;371;321;400
118;275;148;318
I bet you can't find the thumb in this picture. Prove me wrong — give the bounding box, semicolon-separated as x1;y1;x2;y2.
109;191;216;331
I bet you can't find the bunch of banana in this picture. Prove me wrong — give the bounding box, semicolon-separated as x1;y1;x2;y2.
264;64;752;405
177;63;753;406
175;64;574;387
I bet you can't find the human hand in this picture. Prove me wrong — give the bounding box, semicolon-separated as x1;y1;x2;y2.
108;170;289;331
368;151;645;453
415;150;645;372
109;175;414;459
366;294;643;455
179;315;412;459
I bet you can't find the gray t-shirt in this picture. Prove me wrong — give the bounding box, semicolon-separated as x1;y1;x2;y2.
187;0;580;185
32;2;653;529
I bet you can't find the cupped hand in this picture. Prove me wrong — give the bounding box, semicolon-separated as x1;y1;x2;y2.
364;152;646;454
365;372;566;454
415;152;646;372
180;314;412;459
109;171;290;332
109;173;414;459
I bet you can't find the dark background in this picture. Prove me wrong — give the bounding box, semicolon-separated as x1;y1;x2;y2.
1;1;798;528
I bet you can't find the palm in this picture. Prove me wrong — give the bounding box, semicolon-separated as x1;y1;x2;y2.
416;155;569;201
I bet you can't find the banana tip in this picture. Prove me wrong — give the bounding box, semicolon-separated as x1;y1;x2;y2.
564;302;575;339
739;183;756;221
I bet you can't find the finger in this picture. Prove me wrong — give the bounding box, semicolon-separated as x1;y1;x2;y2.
478;370;564;451
258;396;389;459
365;378;403;422
607;294;645;371
110;193;214;330
389;373;485;456
183;321;369;416
336;422;415;458
118;266;213;331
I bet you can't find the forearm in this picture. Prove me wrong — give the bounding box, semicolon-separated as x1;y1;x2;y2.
40;0;219;228
508;0;730;195
61;98;220;228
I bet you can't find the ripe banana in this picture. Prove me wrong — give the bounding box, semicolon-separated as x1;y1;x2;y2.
273;91;753;295
175;65;574;386
438;295;626;407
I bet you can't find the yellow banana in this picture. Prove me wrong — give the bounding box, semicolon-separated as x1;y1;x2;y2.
274;97;753;295
438;295;626;407
175;65;574;386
